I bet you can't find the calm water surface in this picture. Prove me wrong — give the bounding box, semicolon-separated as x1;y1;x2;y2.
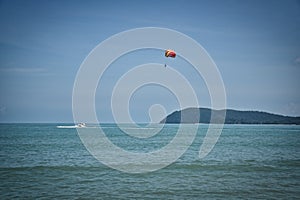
0;124;299;199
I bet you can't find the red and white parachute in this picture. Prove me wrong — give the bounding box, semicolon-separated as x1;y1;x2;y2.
164;49;176;58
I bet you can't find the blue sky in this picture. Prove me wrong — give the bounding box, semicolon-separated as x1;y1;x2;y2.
0;0;300;122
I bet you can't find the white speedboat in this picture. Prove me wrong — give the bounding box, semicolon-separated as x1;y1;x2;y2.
76;123;86;128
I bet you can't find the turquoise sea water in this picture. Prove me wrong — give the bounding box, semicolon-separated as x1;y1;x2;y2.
0;124;299;199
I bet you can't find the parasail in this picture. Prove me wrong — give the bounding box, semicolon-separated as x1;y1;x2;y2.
165;49;176;58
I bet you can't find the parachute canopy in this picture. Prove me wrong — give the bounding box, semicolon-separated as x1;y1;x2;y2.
165;49;176;58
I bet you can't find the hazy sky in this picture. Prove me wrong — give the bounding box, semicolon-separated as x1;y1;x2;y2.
0;0;299;122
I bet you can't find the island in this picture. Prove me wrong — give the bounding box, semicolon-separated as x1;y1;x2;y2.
160;107;300;125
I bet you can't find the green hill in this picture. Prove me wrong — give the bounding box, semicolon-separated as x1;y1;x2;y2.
160;108;300;125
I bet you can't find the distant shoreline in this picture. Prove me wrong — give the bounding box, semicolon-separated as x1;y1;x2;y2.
160;107;300;125
1;108;300;125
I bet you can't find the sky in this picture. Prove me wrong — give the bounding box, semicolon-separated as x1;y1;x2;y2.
0;0;300;123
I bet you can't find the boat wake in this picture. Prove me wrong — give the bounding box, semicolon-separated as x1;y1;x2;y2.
56;125;78;129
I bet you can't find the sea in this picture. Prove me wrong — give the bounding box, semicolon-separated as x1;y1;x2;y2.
0;123;299;199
